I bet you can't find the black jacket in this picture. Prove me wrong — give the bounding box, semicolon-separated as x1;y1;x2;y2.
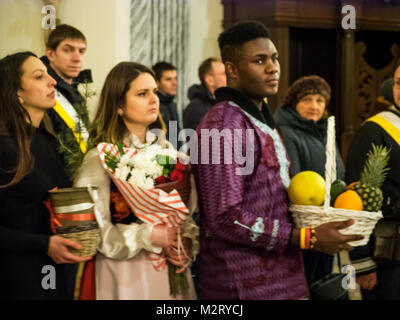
274;105;346;285
0;128;74;299
345;109;400;276
274;105;345;180
157;92;181;147
183;84;216;131
40;56;92;176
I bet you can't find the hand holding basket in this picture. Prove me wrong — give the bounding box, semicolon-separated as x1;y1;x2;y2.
290;116;383;246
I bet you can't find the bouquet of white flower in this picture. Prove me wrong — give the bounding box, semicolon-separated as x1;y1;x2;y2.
97;141;194;297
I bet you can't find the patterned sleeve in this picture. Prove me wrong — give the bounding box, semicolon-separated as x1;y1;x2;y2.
195;107;292;254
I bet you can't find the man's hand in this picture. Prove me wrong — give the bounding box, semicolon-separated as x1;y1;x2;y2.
357;272;377;290
314;219;364;254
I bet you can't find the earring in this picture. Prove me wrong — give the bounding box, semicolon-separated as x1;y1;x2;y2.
18;96;24;104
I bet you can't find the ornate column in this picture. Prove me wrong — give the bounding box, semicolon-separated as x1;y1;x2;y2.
130;0;189;119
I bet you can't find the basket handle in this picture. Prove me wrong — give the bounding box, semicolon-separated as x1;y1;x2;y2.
323;116;337;211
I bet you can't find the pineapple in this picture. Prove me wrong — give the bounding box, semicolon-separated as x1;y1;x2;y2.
354;144;390;212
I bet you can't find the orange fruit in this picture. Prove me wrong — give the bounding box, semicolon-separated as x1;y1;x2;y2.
333;190;363;211
347;181;359;190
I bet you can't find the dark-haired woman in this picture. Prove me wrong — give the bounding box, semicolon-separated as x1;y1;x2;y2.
274;75;345;288
0;52;91;300
75;61;198;300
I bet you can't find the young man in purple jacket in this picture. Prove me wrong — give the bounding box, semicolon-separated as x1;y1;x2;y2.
193;21;363;300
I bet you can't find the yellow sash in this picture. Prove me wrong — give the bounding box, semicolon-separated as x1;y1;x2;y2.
54;100;87;153
365;112;400;146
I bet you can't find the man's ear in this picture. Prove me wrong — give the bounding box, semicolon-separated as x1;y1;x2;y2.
204;73;214;88
225;61;238;81
46;48;55;62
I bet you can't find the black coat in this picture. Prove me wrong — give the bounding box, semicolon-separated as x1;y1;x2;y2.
0;127;75;299
183;84;216;131
40;56;91;175
346;118;400;216
274;105;346;285
157;92;181;148
345;110;400;293
274;105;345;180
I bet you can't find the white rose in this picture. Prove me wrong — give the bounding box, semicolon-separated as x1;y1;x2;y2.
115;165;131;181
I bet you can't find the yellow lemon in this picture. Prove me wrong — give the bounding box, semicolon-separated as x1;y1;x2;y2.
288;171;326;206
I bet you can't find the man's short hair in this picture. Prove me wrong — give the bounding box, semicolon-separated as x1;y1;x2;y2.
198;57;219;85
46;24;86;50
218;21;271;64
152;61;177;81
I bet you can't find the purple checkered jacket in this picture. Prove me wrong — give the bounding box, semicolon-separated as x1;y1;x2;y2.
194;95;309;300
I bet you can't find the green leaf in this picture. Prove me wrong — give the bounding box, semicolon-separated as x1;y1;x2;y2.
104;152;118;171
54;81;97;180
155;154;168;165
116;141;125;157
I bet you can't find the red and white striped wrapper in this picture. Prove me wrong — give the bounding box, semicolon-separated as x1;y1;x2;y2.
97;143;190;271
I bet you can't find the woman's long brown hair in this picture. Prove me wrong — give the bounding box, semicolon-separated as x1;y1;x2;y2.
0;51;54;188
92;61;162;145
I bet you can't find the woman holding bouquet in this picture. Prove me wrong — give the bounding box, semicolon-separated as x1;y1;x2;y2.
0;52;91;300
75;62;198;299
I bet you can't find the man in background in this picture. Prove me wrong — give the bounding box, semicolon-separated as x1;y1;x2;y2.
41;24;92;168
183;57;226;131
152;61;181;147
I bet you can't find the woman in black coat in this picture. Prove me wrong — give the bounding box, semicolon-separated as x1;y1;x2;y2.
0;52;91;300
274;75;345;287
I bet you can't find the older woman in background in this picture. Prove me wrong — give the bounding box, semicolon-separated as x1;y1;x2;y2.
274;75;345;288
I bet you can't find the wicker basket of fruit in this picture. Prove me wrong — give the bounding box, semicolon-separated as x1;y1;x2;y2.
289;116;385;246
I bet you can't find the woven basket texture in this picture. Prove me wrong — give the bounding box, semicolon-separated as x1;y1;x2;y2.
50;187;97;227
57;221;99;234
289;116;383;246
49;186;100;256
60;228;101;257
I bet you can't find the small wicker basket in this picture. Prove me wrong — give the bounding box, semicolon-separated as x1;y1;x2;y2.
49;186;101;257
289;116;383;246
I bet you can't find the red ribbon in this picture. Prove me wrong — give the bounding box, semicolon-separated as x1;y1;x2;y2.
55;213;96;221
43;198;62;234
